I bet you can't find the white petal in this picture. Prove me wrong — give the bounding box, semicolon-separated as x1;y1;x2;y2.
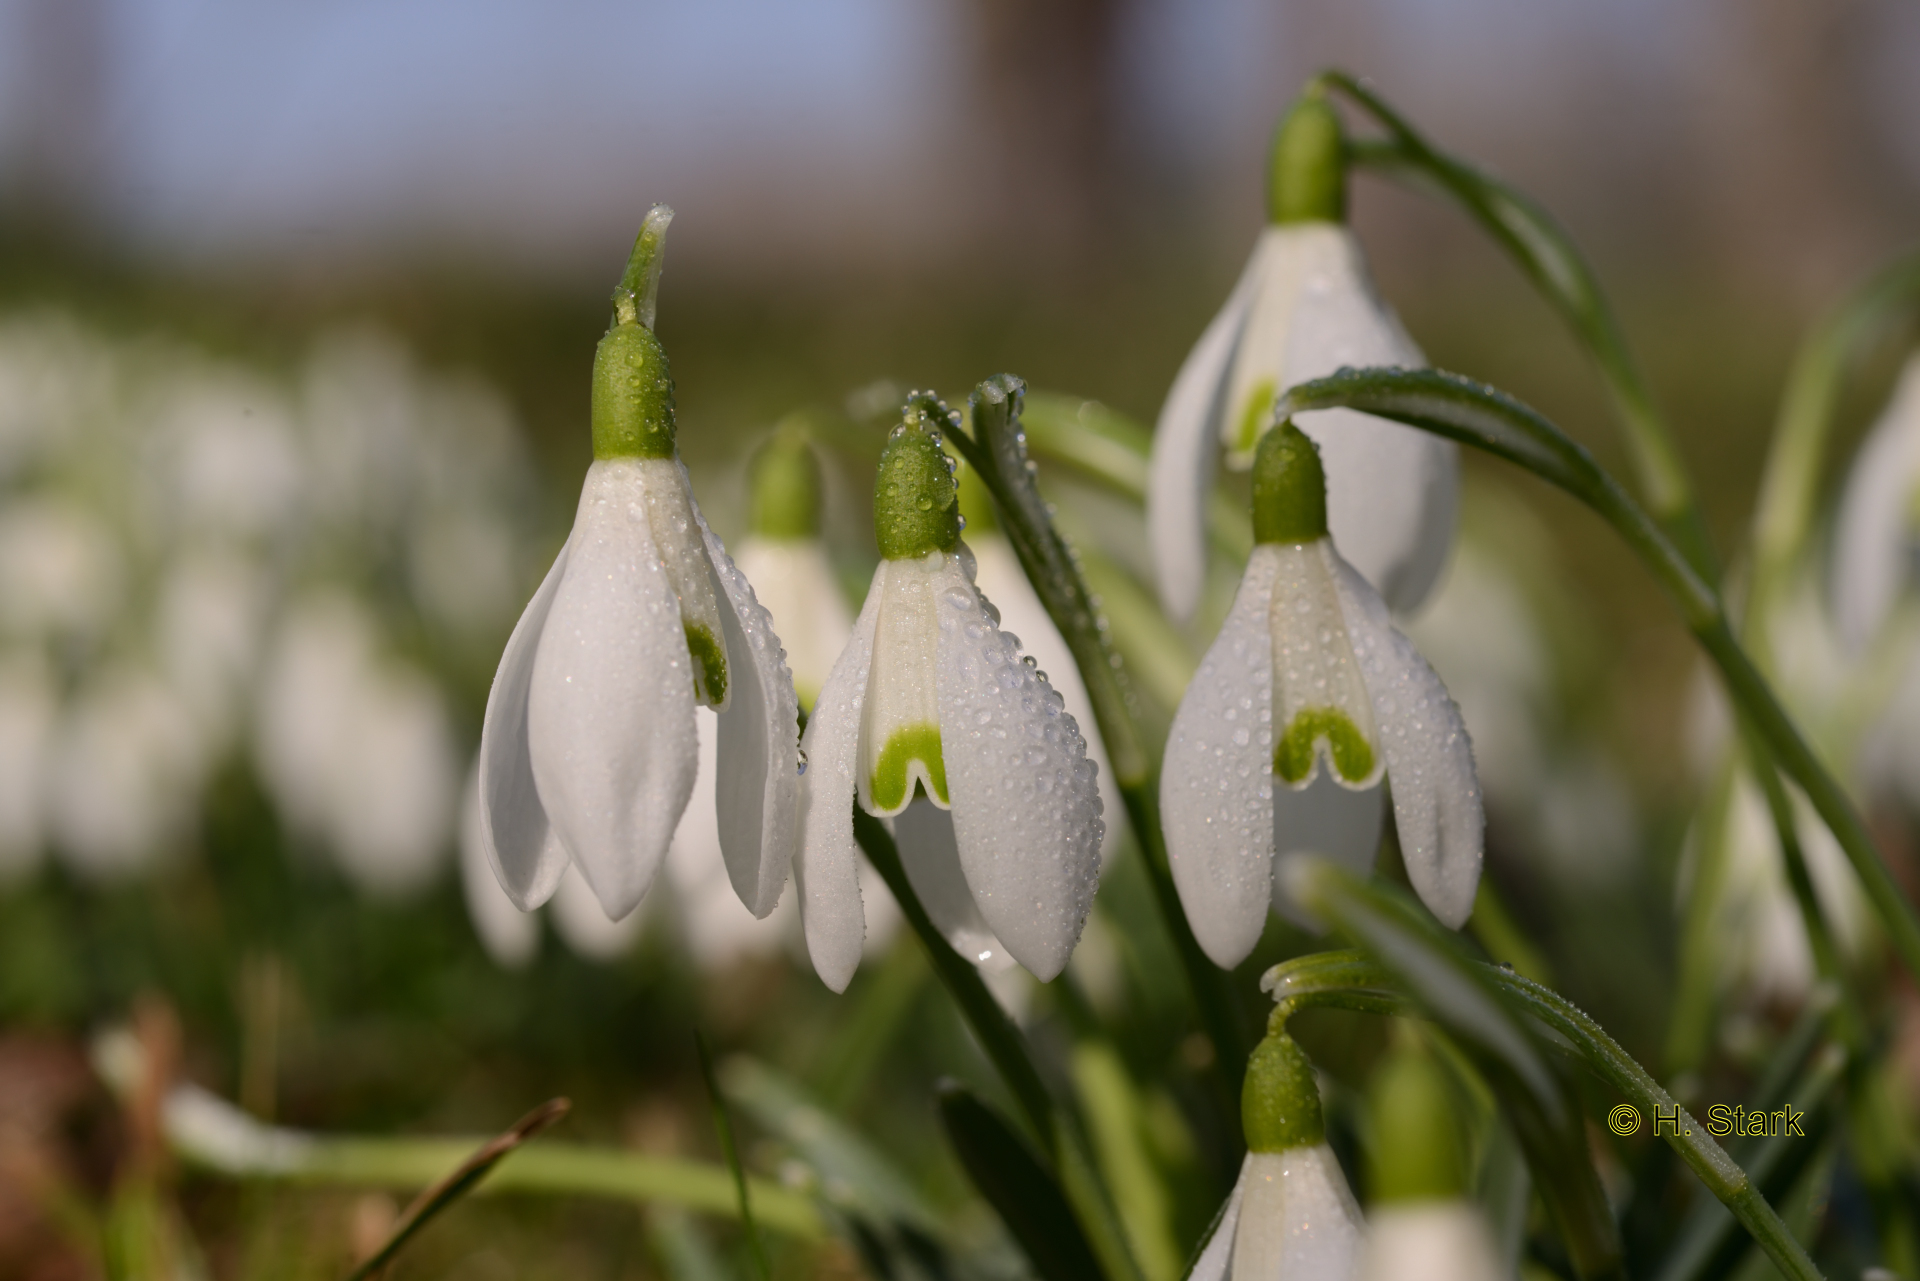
1284;224;1458;615
528;459;699;921
971;534;1122;868
696;501;802;918
860;554;950;814
733;537;854;710
478;534;571;909
654;460;730;707
459;760;539;969
1269;541;1383;790
1162;547;1280;968
1358;1203;1504;1281
1832;355;1920;652
935;558;1104;981
1188;1155;1250;1281
1230;1147;1365;1281
1221;229;1317;466
1333;556;1484;928
1272;775;1386;928
551;861;642;961
796;573;884;992
1149;238;1267;622
892;800;1017;973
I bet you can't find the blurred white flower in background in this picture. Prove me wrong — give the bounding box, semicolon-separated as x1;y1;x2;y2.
0;310;536;899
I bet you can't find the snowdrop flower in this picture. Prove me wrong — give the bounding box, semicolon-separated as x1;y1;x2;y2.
958;467;1122;869
731;421;853;710
796;396;1104;992
256;592;457;897
1149;89;1456;622
1356;1041;1502;1281
477;206;800;925
1831;353;1920;653
1164;423;1482;968
49;665;204;879
1190;1031;1364;1281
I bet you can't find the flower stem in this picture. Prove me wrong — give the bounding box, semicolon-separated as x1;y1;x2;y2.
851;810;1146;1281
1323;69;1715;579
1265;950;1825;1281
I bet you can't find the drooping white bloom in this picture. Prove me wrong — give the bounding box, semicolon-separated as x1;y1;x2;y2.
477;207;801;928
1164;425;1481;968
796;402;1104;992
1192;1031;1364;1281
1149;98;1456;623
1832;354;1920;653
49;665;205;879
256;591;458;897
735;538;851;711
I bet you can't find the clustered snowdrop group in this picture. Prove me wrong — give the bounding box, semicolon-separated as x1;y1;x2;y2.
473;90;1492;1021
0;313;525;897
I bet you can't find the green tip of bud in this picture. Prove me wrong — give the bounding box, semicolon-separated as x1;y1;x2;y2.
613;204;674;330
592;206;679;460
749;417;824;540
1251;421;1328;544
1367;1040;1468;1202
874;394;962;560
1268;88;1346;225
1242;1031;1325;1153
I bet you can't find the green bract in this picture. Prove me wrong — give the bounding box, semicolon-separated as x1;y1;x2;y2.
1251;420;1330;544
749;420;823;540
1241;1031;1324;1153
1367;1043;1467;1202
874;404;961;560
592;206;679;461
1268;88;1346;226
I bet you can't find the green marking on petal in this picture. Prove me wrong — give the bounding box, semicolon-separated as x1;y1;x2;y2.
685;622;727;706
1274;706;1374;786
868;723;948;811
1233;378;1276;457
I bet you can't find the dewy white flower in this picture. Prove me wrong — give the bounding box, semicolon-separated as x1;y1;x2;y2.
1164;424;1482;968
1191;1032;1364;1281
477;206;800;926
1831;353;1920;653
1149;91;1456;622
796;397;1104;992
1356;1205;1501;1281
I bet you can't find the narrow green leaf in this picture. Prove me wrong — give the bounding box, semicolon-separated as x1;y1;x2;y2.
937;1083;1106;1281
696;1031;770;1281
345;1097;570;1281
1281;863;1623;1281
1277;364;1920;994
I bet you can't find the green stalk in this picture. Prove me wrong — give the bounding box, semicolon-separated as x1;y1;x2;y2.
851;810;1146;1281
948;380;1251;1097
1277;368;1920;989
1745;248;1920;640
1323;69;1714;578
1265;950;1825;1281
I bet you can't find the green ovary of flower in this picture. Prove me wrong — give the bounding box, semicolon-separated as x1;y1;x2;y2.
1274;707;1374;785
868;724;949;811
685;623;727;706
1234;378;1276;455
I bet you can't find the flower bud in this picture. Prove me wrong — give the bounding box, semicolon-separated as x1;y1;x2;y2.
591;205;678;461
1251;421;1330;545
748;418;824;540
1366;1038;1468;1202
1268;88;1346;226
1243;1030;1325;1153
873;396;961;560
